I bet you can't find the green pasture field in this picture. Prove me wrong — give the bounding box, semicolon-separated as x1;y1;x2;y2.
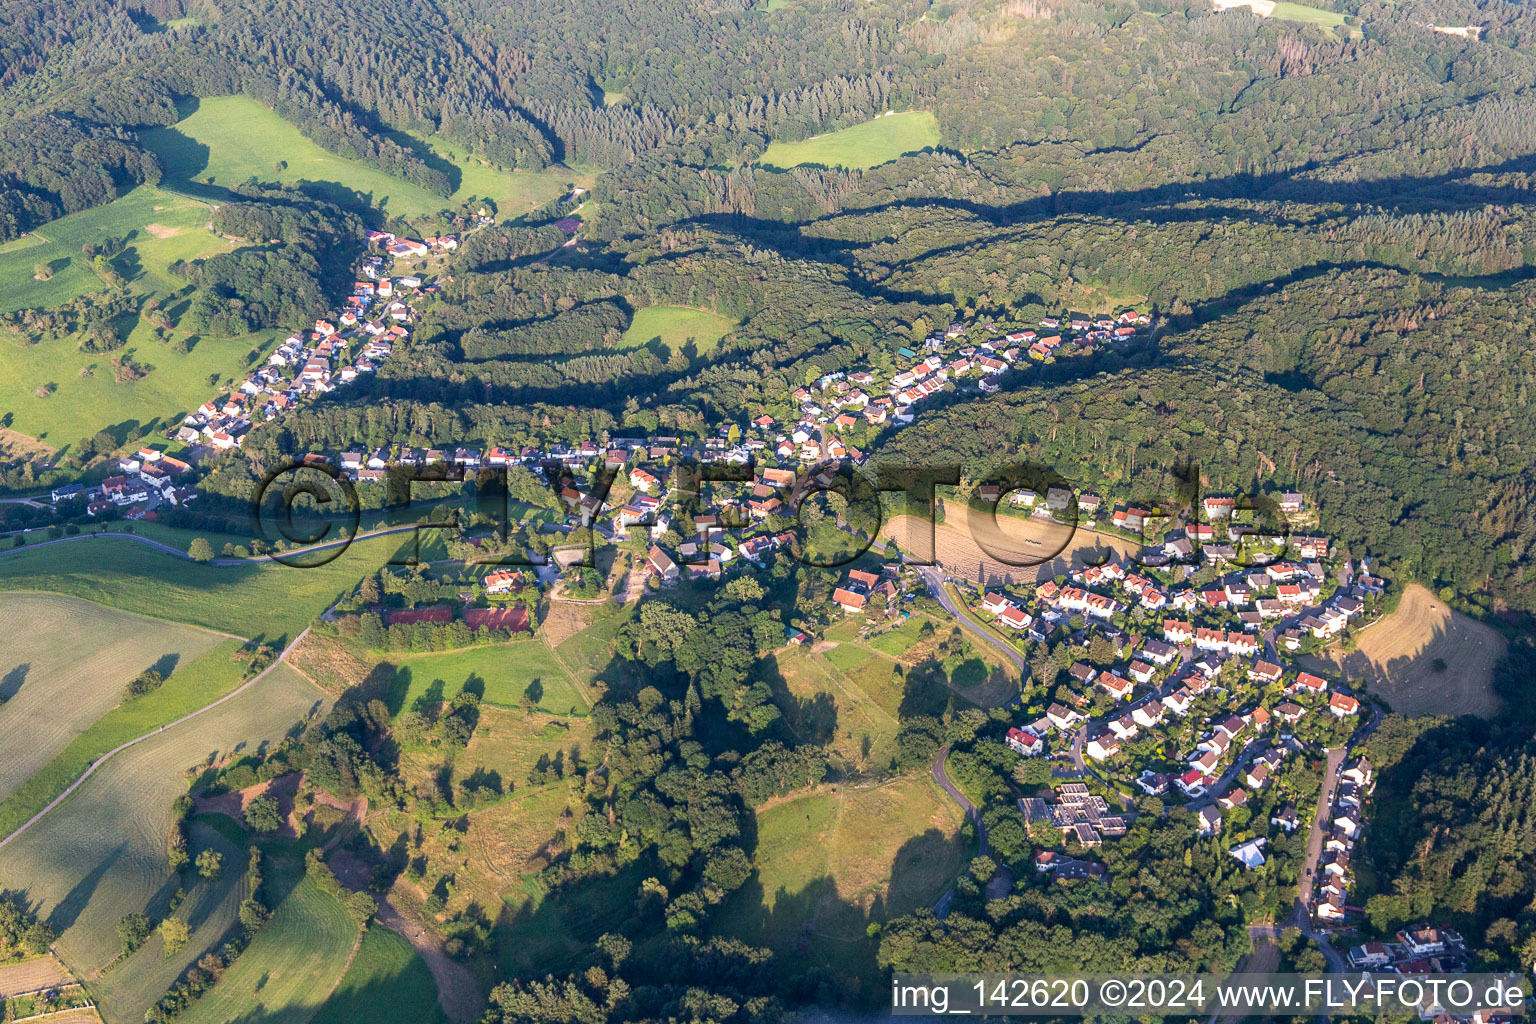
0;665;326;1023
141;96;451;221
0;186;232;315
714;775;968;996
389;642;589;716
0;184;277;447
0;593;224;804
313;925;447;1024
176;854;360;1024
757;111;940;170
408;132;592;222
617;305;736;354
0;530;422;642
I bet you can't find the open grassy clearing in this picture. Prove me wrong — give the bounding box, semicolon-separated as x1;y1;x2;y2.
492;859;649;977
176;854;359;1024
881;499;1138;588
313;925;447;1024
286;628;589;718
715;776;968;999
1209;0;1357;36
0;184;278;447
551;600;638;684
617;305;736;354
1310;583;1503;717
769;611;1009;772
0;593;223;803
766;646;900;767
757;111;940;170
391;717;590;916
0;665;325;1023
0;531;420;642
142;96;450;221
406;132;592;222
390;642;589;715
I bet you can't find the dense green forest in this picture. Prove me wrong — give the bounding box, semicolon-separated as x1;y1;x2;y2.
9;0;1536;1015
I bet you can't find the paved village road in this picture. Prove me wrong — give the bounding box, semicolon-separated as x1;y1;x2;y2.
916;566;1028;678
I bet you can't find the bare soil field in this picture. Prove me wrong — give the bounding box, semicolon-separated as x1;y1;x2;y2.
0;427;54;461
0;954;73;995
194;772;303;837
536;600;596;648
881;500;1137;587
1313;584;1503;717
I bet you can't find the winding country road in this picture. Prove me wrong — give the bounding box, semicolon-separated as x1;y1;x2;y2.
0;626;311;852
931;743;988;857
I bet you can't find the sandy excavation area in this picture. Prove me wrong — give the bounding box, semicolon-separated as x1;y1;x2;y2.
880;500;1139;587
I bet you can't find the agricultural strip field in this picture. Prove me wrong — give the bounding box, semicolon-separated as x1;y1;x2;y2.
0;634;250;840
757;110;940;170
714;775;969;998
0;665;326;1024
0;593;223;803
87;819;247;1024
0;531;419;642
141;96;451;221
618;305;736;354
0;954;74;996
1312;583;1504;717
881;499;1138;587
176;855;360;1024
312;925;447;1024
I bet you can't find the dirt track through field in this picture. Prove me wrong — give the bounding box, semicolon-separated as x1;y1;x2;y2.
1315;584;1503;717
881;501;1137;587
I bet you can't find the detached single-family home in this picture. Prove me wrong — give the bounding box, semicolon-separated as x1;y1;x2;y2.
647;545;679;583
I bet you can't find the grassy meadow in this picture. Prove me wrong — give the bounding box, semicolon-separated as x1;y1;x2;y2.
766;609;1013;767
617;305;736;354
0;184;278;447
0;593;224;803
141;96;451;221
757;111;940;170
715;776;969;998
0;664;326;1023
389;642;590;715
407;131;594;222
313;925;447;1024
0;530;423;642
176;855;360;1024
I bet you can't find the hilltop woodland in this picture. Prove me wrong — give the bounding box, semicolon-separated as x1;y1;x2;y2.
10;0;1536;1014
